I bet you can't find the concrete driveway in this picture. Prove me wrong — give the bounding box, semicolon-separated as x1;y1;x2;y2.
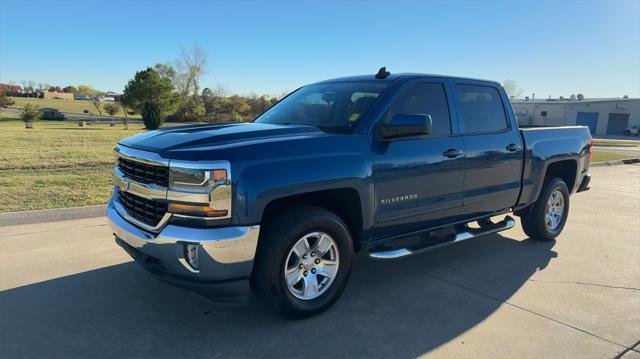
1;165;638;358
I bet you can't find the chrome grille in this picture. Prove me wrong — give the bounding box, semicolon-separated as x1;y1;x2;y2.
117;190;168;227
117;157;169;187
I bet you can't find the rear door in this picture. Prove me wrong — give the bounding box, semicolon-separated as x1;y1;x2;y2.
452;81;524;218
372;79;466;239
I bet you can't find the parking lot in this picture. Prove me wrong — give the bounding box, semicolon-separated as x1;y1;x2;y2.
1;165;638;358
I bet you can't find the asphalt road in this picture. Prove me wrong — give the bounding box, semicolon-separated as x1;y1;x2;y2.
2;107;142;123
1;165;639;358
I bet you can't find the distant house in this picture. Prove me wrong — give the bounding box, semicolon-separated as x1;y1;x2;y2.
39;108;65;120
104;91;122;102
43;91;74;100
0;83;22;96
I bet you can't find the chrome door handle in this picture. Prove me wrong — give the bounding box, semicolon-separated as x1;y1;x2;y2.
443;148;464;158
506;143;522;152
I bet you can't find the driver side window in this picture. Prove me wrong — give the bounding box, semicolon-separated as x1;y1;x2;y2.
388;83;451;136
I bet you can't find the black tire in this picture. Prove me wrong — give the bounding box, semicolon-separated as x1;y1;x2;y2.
251;206;353;318
521;177;570;241
624;130;630;136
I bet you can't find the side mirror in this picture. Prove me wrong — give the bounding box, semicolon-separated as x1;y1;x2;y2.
380;114;432;139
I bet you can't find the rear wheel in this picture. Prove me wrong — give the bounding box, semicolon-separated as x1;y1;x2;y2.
251;206;353;318
521;177;570;241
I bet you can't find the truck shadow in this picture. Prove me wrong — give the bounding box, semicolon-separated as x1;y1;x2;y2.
0;233;556;358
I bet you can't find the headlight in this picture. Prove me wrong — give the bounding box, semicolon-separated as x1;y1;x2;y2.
169;167;227;192
168;162;231;218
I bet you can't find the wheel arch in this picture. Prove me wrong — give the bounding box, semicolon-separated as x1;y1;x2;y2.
544;160;578;193
260;188;365;252
515;159;577;217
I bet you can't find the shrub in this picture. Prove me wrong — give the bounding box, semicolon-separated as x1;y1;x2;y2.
20;103;40;128
141;101;164;129
0;90;15;108
103;102;120;126
172;97;206;122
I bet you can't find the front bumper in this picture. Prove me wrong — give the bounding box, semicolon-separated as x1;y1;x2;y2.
107;197;260;300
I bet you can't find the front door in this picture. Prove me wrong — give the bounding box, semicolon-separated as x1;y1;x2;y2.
372;81;466;239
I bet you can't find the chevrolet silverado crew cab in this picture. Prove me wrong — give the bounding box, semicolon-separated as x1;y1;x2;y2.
107;69;592;318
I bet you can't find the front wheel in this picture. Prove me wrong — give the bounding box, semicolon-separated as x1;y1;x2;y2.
521;177;570;241
251;206;353;318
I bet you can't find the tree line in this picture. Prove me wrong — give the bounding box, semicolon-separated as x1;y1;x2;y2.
122;45;280;129
2;82;104;97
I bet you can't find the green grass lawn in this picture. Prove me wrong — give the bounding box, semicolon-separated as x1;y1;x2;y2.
0;116;145;212
8;96;141;118
592;139;640;147
591;150;634;163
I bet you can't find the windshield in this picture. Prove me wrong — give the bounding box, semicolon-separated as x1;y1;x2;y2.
254;81;387;133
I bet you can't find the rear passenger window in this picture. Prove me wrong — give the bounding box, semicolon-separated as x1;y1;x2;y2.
388;83;451;136
455;84;508;133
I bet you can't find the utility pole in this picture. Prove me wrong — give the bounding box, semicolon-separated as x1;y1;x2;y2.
531;93;536;126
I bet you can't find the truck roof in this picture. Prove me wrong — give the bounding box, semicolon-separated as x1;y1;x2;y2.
314;72;501;86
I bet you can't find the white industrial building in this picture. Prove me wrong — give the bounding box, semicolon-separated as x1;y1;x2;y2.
510;97;640;136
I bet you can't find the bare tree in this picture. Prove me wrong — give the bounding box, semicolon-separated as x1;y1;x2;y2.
176;44;208;99
211;83;229;98
92;97;103;116
121;104;129;130
503;80;524;99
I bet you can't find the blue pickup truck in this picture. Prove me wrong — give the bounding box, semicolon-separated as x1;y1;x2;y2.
107;69;592;318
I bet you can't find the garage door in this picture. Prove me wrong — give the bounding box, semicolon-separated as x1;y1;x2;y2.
606;113;630;135
576;112;598;134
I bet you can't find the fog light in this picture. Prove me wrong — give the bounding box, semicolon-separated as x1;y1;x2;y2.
185;243;199;270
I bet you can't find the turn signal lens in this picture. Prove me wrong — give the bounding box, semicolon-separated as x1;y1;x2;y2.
212;169;227;184
168;203;228;217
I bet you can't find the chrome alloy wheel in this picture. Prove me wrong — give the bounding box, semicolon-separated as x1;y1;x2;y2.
284;232;340;300
545;189;565;231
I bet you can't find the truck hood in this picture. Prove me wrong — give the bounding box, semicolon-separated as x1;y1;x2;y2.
119;123;327;158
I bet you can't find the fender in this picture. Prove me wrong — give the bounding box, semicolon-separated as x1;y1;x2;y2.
517;127;591;208
231;134;375;236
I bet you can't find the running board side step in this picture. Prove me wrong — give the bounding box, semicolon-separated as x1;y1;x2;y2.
369;216;516;260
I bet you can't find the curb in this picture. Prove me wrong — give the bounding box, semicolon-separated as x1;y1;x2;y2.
0;205;106;226
590;158;640;167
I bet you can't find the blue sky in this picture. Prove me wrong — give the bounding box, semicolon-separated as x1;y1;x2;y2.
1;0;638;98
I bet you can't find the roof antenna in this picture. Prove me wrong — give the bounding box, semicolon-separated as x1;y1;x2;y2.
375;67;390;79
